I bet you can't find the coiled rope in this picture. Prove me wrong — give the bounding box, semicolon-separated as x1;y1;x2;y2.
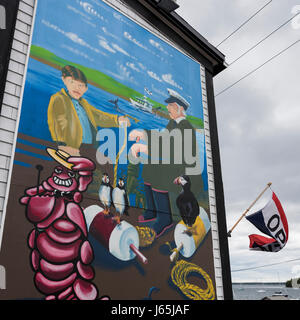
171;260;215;300
136;226;156;247
166;242;215;300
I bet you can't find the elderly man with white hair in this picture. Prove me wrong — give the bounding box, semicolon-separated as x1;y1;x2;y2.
128;89;204;238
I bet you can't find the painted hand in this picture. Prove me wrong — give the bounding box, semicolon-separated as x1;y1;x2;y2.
58;145;80;156
130;143;148;158
118;116;131;127
128;129;147;143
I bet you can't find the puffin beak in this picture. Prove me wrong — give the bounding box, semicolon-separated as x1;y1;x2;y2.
173;177;180;185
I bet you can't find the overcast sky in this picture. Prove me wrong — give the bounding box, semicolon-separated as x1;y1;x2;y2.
176;0;300;283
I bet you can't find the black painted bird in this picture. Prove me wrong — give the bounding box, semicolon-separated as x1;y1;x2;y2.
112;177;129;224
174;175;199;235
99;173;113;215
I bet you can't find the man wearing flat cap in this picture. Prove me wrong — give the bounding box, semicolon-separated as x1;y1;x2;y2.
129;89;204;235
164;88;194;132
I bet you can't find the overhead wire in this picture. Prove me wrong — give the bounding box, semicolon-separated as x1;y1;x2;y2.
232;257;300;272
216;0;273;47
215;39;300;97
228;11;300;66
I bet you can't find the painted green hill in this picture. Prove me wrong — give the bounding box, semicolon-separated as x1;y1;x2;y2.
30;45;203;128
30;45;142;102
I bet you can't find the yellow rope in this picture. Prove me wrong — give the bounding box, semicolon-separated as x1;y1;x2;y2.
170;260;215;300
113;123;127;187
138;231;215;300
136;226;156;247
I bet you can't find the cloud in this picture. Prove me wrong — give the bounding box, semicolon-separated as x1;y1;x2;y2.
97;35;135;59
138;62;146;70
162;73;183;90
149;39;169;55
101;26;119;40
124;31;149;51
111;43;130;56
98;38;116;53
61;44;95;61
147;71;162;82
126;62;140;72
291;265;300;277
67;5;95;26
65;32;86;45
78;1;106;22
123;32;171;62
114;62;135;83
120;64;131;79
151;85;169;98
113;12;131;26
97;36;135;59
41;19;106;55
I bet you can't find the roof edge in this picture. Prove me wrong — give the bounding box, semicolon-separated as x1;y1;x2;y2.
144;0;227;76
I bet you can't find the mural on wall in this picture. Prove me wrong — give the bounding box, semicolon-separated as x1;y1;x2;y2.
0;0;216;300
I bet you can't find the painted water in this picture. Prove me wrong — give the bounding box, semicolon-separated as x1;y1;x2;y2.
19;58;169;140
233;283;300;300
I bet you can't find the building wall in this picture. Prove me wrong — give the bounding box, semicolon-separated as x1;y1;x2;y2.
0;0;225;299
0;0;34;227
200;66;224;299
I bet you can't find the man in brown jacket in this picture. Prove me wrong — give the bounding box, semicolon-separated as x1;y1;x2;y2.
48;65;130;156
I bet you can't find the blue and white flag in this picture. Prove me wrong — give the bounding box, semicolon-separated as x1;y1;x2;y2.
245;192;288;252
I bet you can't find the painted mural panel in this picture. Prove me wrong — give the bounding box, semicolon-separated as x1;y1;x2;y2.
0;0;215;300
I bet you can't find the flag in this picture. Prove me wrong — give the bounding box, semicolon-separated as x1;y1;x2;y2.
245;192;288;252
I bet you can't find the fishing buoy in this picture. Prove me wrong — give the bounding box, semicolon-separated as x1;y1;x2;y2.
84;205;148;264
171;207;211;261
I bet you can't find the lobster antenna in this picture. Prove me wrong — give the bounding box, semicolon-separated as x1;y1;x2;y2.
35;165;44;195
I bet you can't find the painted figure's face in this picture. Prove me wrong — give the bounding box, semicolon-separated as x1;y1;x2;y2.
102;174;109;184
167;102;183;120
118;179;124;188
173;175;189;186
62;76;88;100
47;166;78;192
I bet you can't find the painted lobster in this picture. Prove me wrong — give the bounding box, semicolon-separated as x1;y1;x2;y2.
20;149;107;300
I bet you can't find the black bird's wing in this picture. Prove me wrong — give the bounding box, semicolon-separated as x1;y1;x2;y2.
124;191;129;215
177;193;199;227
177;200;192;226
110;186;115;208
189;196;200;226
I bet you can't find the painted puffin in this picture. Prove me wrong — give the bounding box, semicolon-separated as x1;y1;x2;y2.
174;175;199;236
99;173;113;215
112;177;129;224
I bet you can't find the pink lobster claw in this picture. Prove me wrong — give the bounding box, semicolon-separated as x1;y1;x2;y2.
68;157;95;192
68;157;95;172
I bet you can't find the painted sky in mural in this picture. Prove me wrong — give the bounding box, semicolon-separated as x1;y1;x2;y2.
30;0;203;119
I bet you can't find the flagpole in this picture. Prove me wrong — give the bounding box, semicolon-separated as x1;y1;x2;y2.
227;182;272;237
